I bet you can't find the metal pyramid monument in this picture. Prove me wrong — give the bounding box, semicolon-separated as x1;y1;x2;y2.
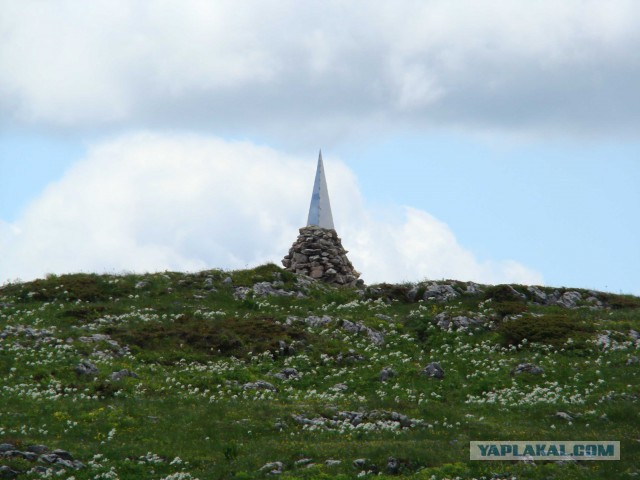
306;150;335;230
281;150;361;286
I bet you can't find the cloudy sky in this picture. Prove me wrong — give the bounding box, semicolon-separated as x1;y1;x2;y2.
1;1;639;294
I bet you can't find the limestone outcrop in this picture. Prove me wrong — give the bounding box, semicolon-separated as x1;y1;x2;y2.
282;226;361;287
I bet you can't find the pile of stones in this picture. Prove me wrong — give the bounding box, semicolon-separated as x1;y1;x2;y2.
282;226;361;287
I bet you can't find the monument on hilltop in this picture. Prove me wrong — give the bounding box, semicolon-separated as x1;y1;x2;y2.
282;151;361;286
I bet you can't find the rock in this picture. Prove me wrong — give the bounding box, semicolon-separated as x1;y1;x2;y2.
40;454;59;464
336;349;365;364
340;320;385;345
18;451;38;461
423;284;459;302
302;315;332;327
466;282;483;294
353;458;367;468
596;333;611;348
511;363;544;375
52;449;73;461
375;314;393;321
0;445;14;453
222;276;233;284
630;330;640;341
421;362;445;379
294;458;313;467
26;445;49;455
0;466;18;479
56;458;75;468
556;411;573;422
586;296;603;308
390;412;412;428
110;369;139;381
75;360;99;376
626;356;639;366
527;286;548;304
435;313;484;330
325;459;341;467
380;367;396;382
557;291;582;309
274;368;299;380
243;380;277;391
260;461;283;475
134;281;148;289
386;457;399;474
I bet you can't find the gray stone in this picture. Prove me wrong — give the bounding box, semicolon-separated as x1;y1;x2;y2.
386;457;399;474
596;333;611;348
380;367;396;382
0;445;14;453
52;449;73;461
325;459;341;467
19;451;39;461
511;363;544;375
626;356;639;366
243;380;277;391
75;360;99;376
40;454;59;463
222;276;233;285
134;281;148;289
527;285;548;304
303;315;333;327
294;458;313;467
260;461;283;474
466;282;482;294
423;284;459;302
0;466;18;479
421;362;445;379
26;445;49;455
556;411;573;422
336;349;364;364
629;330;640;341
557;291;582;309
340;320;384;345
353;458;367;468
274;368;299;380
110;369;139;381
390;412;412;428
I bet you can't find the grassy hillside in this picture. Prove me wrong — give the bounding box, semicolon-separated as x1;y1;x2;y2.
0;264;639;479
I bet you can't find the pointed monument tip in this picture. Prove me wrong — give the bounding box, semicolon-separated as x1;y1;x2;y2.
307;150;335;230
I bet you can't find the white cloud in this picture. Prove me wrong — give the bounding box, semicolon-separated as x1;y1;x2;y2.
0;133;542;286
1;1;640;138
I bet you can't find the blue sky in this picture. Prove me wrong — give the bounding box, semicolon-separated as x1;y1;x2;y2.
1;1;639;294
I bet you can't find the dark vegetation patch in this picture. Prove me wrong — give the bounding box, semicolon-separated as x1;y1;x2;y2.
602;293;640;310
365;283;414;303
498;313;595;349
104;315;310;361
230;263;297;288
5;273;135;303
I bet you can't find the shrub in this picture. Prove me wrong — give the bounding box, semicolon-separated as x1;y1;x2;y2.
498;313;593;348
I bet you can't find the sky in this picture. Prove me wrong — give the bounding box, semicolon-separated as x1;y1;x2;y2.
1;1;639;294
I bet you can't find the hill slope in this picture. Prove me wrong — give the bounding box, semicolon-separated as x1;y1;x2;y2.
1;264;639;479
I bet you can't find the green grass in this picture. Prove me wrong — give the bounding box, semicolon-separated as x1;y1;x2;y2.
0;265;639;479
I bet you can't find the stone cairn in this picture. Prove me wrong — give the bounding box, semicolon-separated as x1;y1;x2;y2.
282;225;361;287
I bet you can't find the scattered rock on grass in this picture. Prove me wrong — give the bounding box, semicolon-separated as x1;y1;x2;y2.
511;363;544;375
380;367;396;382
75;360;99;376
421;362;445;379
